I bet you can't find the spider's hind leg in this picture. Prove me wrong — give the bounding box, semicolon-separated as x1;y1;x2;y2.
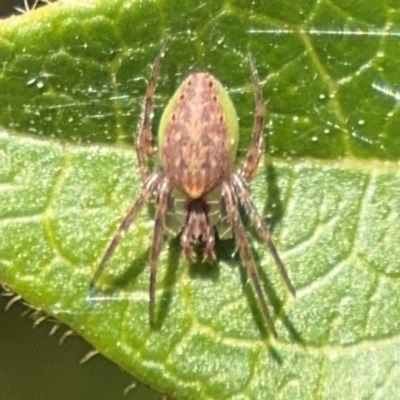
240;54;266;182
136;38;169;181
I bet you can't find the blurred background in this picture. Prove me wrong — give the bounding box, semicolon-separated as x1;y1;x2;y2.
0;0;50;18
0;289;161;400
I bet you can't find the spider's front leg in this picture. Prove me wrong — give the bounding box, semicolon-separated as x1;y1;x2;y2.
149;176;171;324
89;39;169;296
232;175;295;296
222;181;277;337
90;173;163;291
229;53;294;330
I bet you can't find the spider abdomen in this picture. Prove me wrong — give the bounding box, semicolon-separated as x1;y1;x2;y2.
158;73;239;199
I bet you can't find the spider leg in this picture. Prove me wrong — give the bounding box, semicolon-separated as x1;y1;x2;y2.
149;177;171;324
89;173;162;291
180;228;196;262
180;203;216;263
240;54;266;181
203;228;216;263
232;174;295;296
136;38;169;181
222;181;277;337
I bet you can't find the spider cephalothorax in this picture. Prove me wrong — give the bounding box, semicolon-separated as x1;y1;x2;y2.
90;39;295;337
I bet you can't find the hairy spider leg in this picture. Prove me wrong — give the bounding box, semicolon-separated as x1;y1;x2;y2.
220;56;295;335
180;200;216;263
240;54;266;182
89;173;163;291
149;177;171;324
240;56;295;294
136;38;169;181
231;175;295;296
90;39;169;288
222;181;277;337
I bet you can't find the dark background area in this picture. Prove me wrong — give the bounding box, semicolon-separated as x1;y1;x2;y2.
0;0;51;18
0;289;161;400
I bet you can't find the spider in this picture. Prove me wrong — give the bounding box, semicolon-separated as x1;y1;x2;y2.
90;40;295;337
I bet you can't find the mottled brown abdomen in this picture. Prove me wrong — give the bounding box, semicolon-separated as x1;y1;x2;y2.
158;73;239;199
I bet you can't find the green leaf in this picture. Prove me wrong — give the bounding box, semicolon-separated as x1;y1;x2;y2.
1;0;400;399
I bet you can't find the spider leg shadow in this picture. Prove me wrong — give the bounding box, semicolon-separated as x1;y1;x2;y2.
110;249;150;290
88;248;150;300
264;163;285;231
236;250;276;339
258;164;304;344
235;249;302;346
155;235;225;329
186;234;241;280
159;236;232;325
188;248;221;281
153;235;184;329
256;257;304;345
